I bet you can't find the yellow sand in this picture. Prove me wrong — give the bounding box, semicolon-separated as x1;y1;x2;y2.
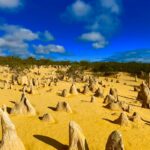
0;69;150;150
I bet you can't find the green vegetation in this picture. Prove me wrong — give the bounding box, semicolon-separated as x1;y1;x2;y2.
0;56;149;75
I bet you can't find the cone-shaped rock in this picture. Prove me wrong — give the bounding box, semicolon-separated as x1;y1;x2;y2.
56;101;72;113
69;121;89;150
10;93;36;116
40;113;55;123
70;84;78;95
0;107;25;150
103;95;116;104
114;112;130;126
131;112;142;124
94;88;104;98
106;102;122;111
82;85;90;95
105;130;124;150
62;89;69;97
29;85;35;94
109;88;118;101
89;83;97;93
91;96;96;103
21;76;28;85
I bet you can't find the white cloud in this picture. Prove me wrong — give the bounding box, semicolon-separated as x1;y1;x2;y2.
0;24;66;58
0;24;38;41
0;0;21;8
64;0;92;20
44;31;54;41
100;0;120;14
105;49;150;63
63;0;122;49
0;24;38;56
0;24;65;57
92;41;107;49
80;32;104;42
34;44;65;54
80;32;108;49
38;30;55;41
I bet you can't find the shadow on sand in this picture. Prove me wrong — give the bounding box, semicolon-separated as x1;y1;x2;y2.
102;118;117;125
48;106;56;111
81;100;91;103
118;95;136;101
33;135;68;150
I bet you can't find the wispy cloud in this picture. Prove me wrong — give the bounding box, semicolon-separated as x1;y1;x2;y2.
0;24;38;40
104;49;150;63
100;0;121;14
38;30;55;41
0;0;22;8
79;32;108;48
0;24;38;56
62;0;122;49
0;24;65;57
33;44;65;54
62;0;92;21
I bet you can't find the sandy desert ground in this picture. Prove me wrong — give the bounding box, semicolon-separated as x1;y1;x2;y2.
0;66;149;150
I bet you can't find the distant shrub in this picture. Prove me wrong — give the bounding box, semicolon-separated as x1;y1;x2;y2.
0;56;149;74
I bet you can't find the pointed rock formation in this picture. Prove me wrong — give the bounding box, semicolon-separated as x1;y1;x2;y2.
130;112;142;124
116;80;120;83
70;83;78;95
62;89;69;97
56;101;72;113
22;85;27;93
69;121;89;150
82;85;90;95
134;86;140;92
106;102;122;111
40;113;55;123
119;101;130;112
10;93;36;116
103;94;116;104
89;82;97;93
29;85;36;94
94;88;104;98
105;130;124;150
138;82;150;108
148;73;150;89
0;107;25;150
109;88;118;101
91;96;96;103
135;75;138;82
114;112;130;126
21;76;28;85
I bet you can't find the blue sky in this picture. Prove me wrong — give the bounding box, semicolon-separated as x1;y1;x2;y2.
0;0;149;62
